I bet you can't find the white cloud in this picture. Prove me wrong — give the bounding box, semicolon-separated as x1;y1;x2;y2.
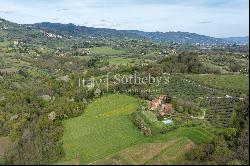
56;8;70;12
0;9;13;14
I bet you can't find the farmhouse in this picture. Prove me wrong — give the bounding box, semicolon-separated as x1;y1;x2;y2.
160;103;173;115
148;95;174;116
148;95;166;111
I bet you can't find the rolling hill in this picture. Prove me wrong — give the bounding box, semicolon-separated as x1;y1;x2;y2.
59;94;214;165
223;36;249;45
30;21;246;45
1;18;248;45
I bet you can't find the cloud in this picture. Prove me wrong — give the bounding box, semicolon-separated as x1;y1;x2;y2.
82;22;89;26
91;19;120;28
51;18;60;22
56;8;70;12
198;21;213;24
0;9;13;14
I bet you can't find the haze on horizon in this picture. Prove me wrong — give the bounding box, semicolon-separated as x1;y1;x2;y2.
0;0;249;38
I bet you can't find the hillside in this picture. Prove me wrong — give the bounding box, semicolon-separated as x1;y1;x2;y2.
0;16;249;165
128;30;226;45
223;36;249;45
60;94;144;164
31;22;236;45
59;94;213;165
31;22;143;39
1;18;248;45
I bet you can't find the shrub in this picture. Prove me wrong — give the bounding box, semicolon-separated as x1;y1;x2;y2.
130;112;151;136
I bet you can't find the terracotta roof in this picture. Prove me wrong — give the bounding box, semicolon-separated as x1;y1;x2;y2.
162;103;173;112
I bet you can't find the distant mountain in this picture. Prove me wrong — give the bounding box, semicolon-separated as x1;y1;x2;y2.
31;22;228;45
31;22;143;39
1;18;248;45
223;36;249;45
127;30;226;45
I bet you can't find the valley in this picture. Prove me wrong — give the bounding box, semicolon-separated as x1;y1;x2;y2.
0;17;249;165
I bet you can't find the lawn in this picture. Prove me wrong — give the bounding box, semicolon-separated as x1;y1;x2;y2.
184;74;249;94
91;47;126;55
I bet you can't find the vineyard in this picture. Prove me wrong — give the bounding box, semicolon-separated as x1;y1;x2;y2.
157;74;247;128
202;97;237;128
184;74;249;95
160;75;225;98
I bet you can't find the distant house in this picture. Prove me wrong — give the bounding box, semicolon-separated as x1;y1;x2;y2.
13;40;19;45
48;111;57;121
0;96;5;102
10;114;19;121
83;48;91;55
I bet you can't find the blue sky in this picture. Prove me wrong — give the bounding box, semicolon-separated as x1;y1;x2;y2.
0;0;249;37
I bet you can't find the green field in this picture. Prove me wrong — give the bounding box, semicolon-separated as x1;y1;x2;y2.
91;125;213;165
91;47;126;55
91;137;193;165
60;94;214;165
0;56;30;69
60;94;145;164
185;74;249;94
108;57;139;66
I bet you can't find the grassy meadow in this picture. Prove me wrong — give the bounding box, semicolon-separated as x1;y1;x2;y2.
60;94;145;164
91;47;126;55
91;124;214;165
59;94;214;165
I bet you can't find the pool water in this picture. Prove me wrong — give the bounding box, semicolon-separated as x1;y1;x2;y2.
162;119;173;125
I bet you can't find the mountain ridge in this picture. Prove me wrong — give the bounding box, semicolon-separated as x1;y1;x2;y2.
30;22;249;45
0;18;248;45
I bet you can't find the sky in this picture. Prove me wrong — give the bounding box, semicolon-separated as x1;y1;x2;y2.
0;0;249;37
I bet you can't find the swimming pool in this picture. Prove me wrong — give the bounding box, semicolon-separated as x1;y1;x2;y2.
162;119;173;125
